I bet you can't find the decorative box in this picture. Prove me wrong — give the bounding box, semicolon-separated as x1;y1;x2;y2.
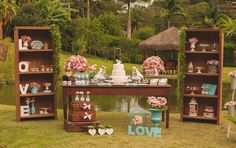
203;106;215;118
69;110;96;122
70;101;95;111
149;79;158;86
158;78;168;86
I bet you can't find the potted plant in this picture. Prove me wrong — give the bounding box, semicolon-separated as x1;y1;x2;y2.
224;101;236;116
207;60;219;74
229;70;236;89
64;55;89;77
88;125;96;136
97;125;106;135
105;125;114;135
189;37;198;51
147;96;167;127
142;56;165;76
21;35;31;47
29;82;40;94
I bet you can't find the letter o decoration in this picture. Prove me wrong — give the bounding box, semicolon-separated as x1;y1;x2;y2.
19;61;29;72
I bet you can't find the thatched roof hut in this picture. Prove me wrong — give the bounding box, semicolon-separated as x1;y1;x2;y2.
139;26;179;51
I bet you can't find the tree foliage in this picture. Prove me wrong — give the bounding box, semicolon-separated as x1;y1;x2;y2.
13;0;70;27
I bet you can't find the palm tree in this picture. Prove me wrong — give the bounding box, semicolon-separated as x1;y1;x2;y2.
0;0;17;39
121;0;151;40
220;15;236;37
156;0;187;28
203;4;226;28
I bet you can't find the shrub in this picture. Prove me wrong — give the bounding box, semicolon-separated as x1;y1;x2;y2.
134;26;155;40
224;42;236;66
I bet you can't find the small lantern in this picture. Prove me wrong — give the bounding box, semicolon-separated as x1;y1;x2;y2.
128;108;146;128
188;62;194;73
189;98;198;116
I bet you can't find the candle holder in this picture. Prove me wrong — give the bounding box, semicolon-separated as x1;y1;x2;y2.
201;84;209;95
188;86;199;95
86;91;91;101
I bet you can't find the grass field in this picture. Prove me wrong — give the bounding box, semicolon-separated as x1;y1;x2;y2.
0;104;236;148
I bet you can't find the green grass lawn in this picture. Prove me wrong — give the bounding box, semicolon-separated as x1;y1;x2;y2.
0;104;236;147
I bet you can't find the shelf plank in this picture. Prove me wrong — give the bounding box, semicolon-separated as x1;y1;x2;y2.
184;94;218;98
185;51;219;54
184;73;219;76
20;113;55;119
20;92;54;97
19;71;54;75
182;115;217;121
19;49;53;53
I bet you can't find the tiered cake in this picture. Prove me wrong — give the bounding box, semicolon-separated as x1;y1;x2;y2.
110;60;130;83
64;101;99;132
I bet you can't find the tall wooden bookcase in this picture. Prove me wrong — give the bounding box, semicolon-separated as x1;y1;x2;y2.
14;26;57;121
181;28;223;124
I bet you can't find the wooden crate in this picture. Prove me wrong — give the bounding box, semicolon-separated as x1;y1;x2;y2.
64;119;99;132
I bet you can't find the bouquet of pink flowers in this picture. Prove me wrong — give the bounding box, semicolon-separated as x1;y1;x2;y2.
132;115;144;125
189;37;198;44
89;64;97;73
142;56;165;73
147;96;167;110
64;55;89;72
29;82;40;88
207;60;219;65
21;35;31;42
228;70;236;78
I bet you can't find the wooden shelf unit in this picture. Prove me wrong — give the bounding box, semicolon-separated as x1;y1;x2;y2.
181;28;223;125
14;26;57;121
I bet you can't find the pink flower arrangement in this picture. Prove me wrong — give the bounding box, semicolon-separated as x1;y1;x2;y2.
189;37;198;44
142;56;165;73
228;70;236;78
147;96;167;110
29;82;40;88
64;55;89;72
89;64;97;73
21;35;31;42
207;60;219;65
132;115;144;125
44;82;52;87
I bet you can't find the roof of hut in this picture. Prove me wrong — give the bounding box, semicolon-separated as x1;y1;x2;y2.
139;26;179;51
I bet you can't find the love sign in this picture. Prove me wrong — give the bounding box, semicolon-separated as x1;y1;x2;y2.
128;125;161;138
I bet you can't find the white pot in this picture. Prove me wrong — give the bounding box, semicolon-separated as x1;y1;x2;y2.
23;41;28;47
105;128;114;135
88;129;96;136
231;77;236;89
228;106;235;116
98;129;106;135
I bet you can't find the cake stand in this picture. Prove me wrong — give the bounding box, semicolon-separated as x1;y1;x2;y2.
195;67;204;73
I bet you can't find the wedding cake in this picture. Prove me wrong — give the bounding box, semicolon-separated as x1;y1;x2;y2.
110;60;130;83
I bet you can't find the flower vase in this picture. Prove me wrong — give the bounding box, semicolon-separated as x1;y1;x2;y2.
207;65;218;74
227;106;235;116
23;41;28;47
190;43;196;51
148;108;162;127
31;86;39;94
31;102;36;114
73;70;81;79
231;77;236;89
